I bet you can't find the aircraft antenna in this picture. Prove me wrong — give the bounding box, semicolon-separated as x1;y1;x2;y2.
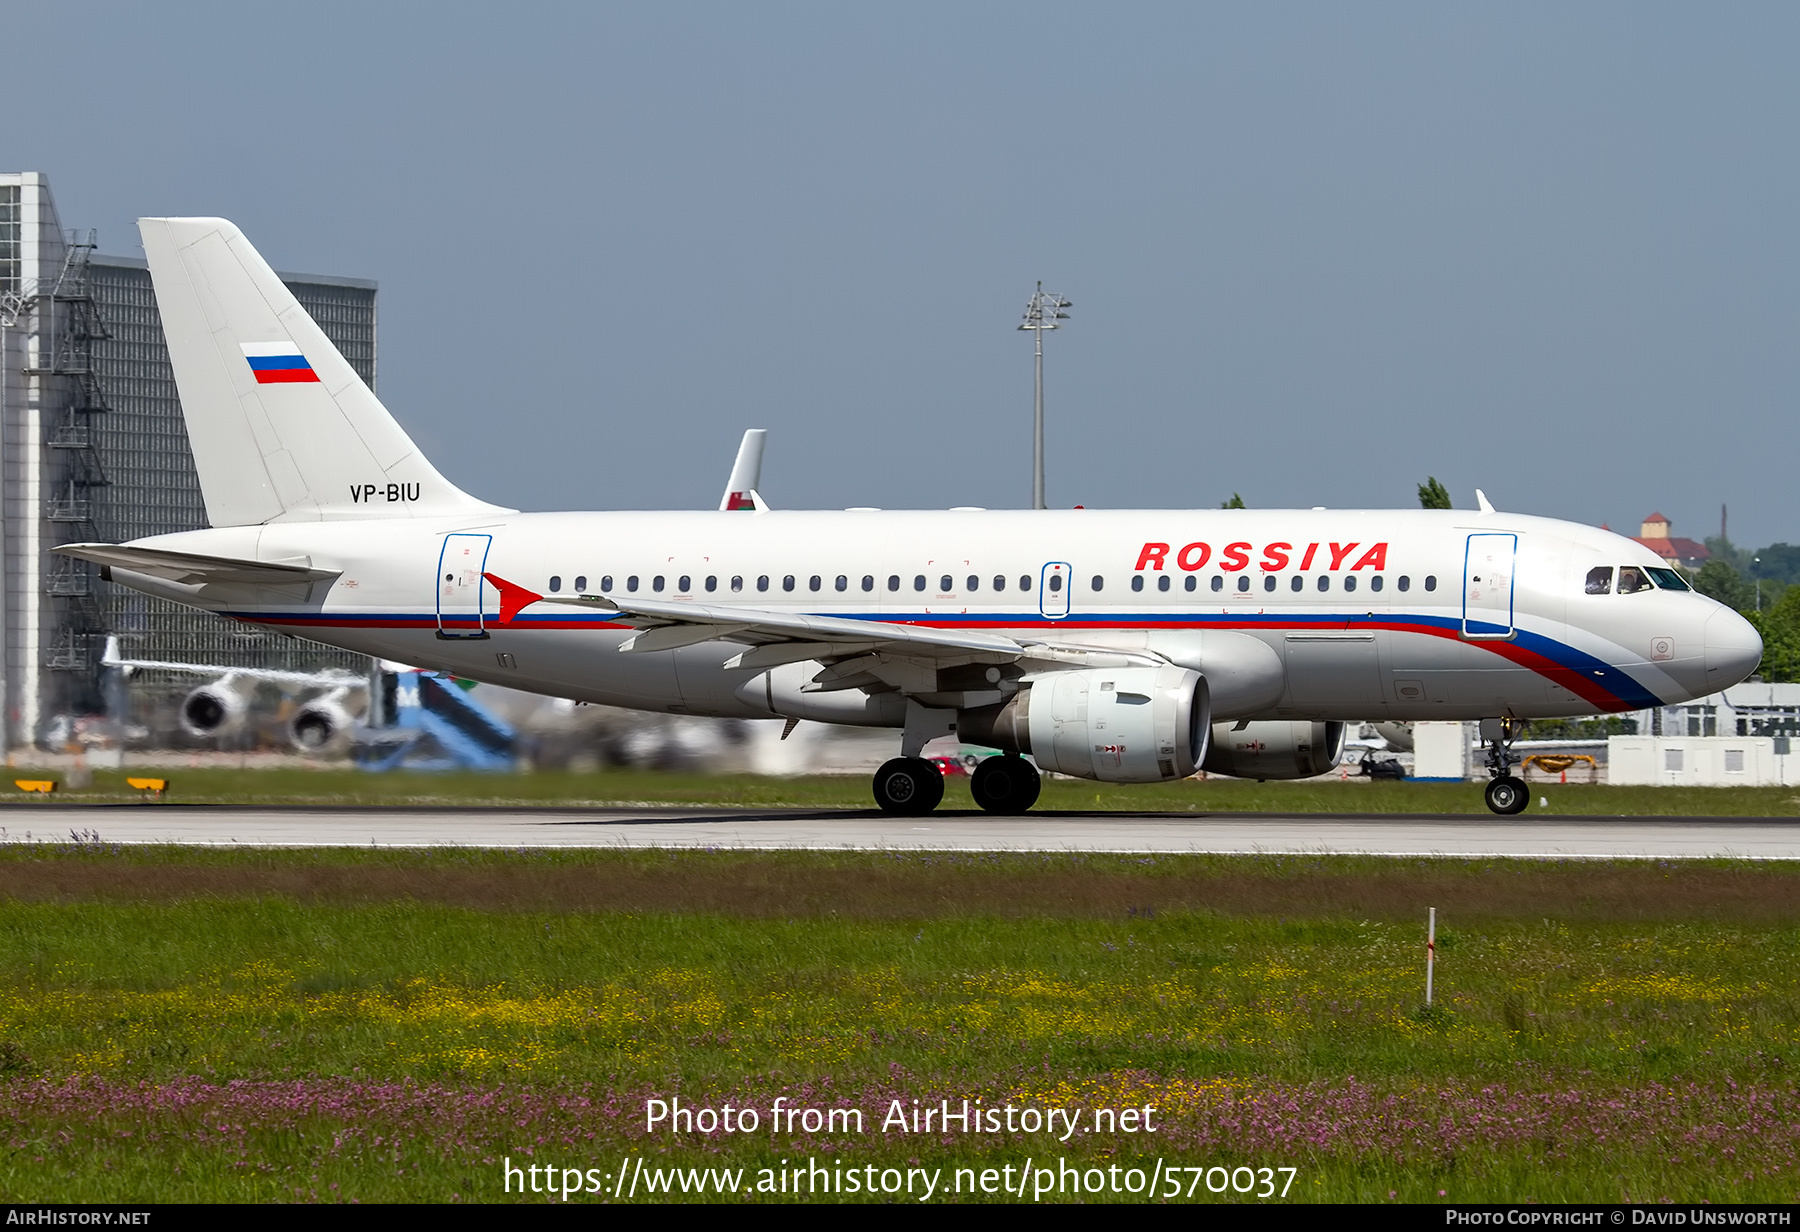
1018;282;1071;510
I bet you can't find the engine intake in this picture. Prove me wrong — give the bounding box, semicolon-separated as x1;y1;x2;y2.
179;681;248;739
289;697;356;753
960;665;1209;783
1201;720;1346;779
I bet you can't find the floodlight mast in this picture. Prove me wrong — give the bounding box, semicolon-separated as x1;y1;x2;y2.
1017;281;1071;510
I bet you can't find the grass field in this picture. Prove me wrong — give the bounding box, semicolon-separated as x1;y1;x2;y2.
1;764;1798;814
3;841;1800;1202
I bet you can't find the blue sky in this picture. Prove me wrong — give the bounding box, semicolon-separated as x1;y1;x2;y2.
12;3;1798;546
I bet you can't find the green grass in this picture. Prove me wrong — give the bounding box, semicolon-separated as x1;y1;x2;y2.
2;845;1800;1201
1;765;1797;814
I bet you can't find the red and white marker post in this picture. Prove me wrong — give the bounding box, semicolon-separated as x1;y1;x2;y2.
1425;907;1437;1006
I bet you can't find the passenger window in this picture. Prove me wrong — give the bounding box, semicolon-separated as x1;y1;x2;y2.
1344;576;1357;593
810;575;822;592
1370;576;1383;593
757;575;769;592
1236;576;1250;592
862;575;874;592
967;575;979;592
1397;576;1409;592
705;576;717;592
1618;566;1653;595
940;575;953;592
1317;576;1329;592
834;575;847;592
678;575;690;592
1263;575;1276;592
549;576;562;593
1092;575;1105;592
1184;576;1197;592
1211;576;1223;592
627;575;639;593
730;576;743;592
653;576;665;592
783;575;795;592
1158;575;1170;592
888;575;900;591
914;575;927;592
574;575;587;592
1048;575;1063;593
1585;566;1614;595
601;575;613;592
1020;576;1032;592
1290;575;1303;592
1131;576;1145;592
993;575;1006;591
1424;575;1437;592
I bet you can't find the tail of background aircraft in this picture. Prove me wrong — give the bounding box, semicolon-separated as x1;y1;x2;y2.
138;217;510;527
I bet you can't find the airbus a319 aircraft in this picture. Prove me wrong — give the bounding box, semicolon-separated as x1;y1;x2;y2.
60;219;1763;815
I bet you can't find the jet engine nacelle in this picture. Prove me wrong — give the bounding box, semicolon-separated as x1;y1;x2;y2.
179;680;249;739
289;697;356;753
1201;720;1346;780
960;665;1209;783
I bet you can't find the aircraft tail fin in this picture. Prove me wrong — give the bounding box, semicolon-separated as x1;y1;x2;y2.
138;217;510;527
720;428;767;511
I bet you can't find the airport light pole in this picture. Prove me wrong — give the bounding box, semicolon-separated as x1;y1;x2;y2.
1018;282;1071;510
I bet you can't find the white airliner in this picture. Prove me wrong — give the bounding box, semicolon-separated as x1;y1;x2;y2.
58;218;1763;816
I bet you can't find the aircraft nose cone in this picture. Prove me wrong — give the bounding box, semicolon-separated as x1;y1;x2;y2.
1704;607;1763;688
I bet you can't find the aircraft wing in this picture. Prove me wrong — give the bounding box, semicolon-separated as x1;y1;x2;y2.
483;573;1160;674
55;543;340;586
99;637;363;686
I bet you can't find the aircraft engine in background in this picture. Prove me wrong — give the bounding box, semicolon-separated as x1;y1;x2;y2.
1201;720;1347;780
959;665;1210;783
288;692;358;753
178;678;251;739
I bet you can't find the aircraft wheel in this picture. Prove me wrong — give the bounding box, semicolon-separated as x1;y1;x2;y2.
1484;775;1529;815
873;757;945;815
970;755;1042;814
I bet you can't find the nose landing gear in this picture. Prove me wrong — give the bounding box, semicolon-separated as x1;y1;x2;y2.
1481;717;1529;815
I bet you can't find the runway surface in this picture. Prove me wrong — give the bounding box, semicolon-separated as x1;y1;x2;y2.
2;805;1798;858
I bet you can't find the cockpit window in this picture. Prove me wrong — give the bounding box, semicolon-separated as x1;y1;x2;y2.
1585;566;1613;595
1647;567;1691;592
1617;565;1654;595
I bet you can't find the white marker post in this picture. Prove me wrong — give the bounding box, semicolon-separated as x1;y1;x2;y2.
1425;907;1437;1006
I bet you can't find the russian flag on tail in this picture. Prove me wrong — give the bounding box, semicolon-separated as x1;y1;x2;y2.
241;341;320;384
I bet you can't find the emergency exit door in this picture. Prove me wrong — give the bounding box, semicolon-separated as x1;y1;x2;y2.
1039;562;1071;619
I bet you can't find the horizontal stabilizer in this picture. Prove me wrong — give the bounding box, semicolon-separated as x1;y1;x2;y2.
55;542;340;586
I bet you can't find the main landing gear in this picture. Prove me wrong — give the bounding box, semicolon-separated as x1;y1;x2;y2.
871;754;1043;815
1481;717;1529;815
873;757;944;815
969;754;1041;814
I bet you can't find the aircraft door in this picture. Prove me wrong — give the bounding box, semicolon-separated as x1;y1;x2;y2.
1462;533;1517;639
1039;562;1071;620
437;533;493;639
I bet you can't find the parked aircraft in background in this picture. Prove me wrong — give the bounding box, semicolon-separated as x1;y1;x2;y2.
101;636;364;750
60;218;1763;815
